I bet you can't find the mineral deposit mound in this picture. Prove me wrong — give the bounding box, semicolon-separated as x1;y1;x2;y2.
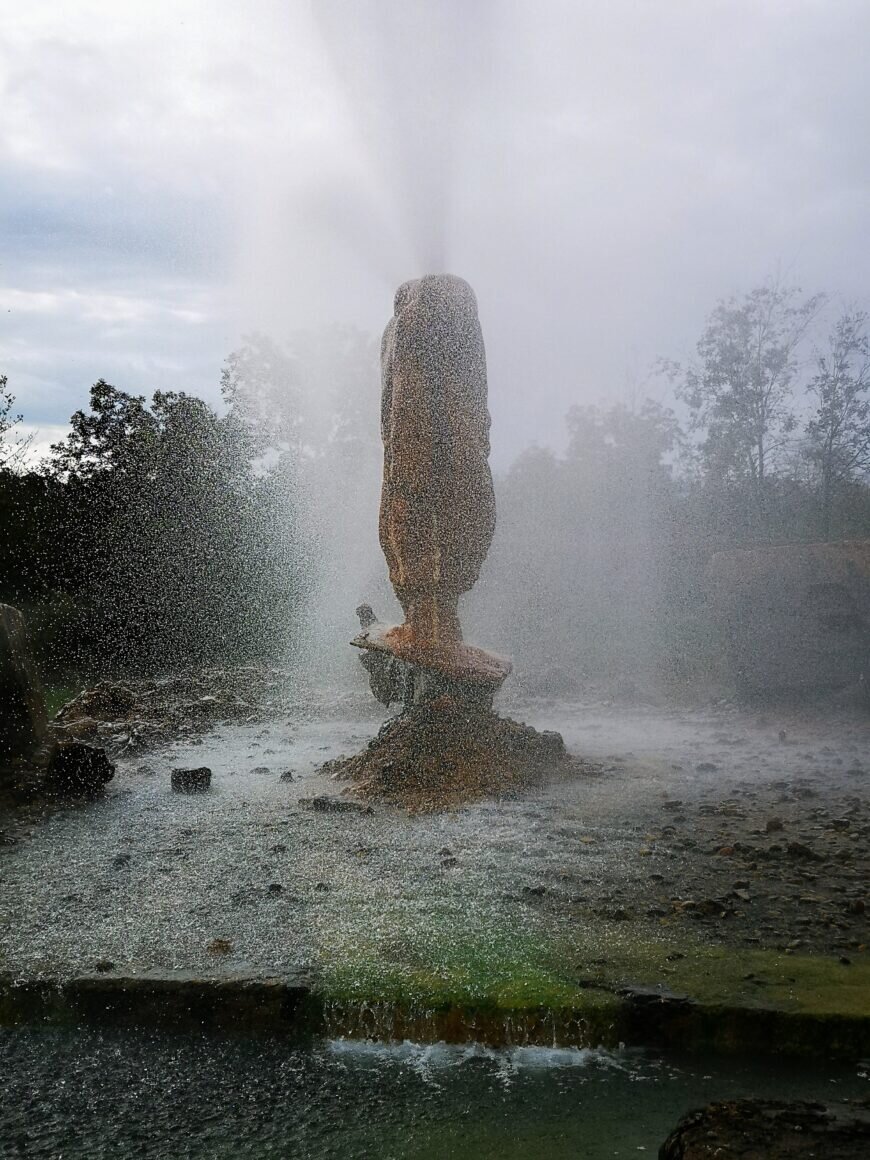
327;695;582;812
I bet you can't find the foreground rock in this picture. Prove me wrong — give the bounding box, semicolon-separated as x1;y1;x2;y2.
324;696;584;811
45;742;115;797
659;1099;870;1158
0;604;49;790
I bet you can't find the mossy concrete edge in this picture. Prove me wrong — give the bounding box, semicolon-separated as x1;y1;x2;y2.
0;969;867;1060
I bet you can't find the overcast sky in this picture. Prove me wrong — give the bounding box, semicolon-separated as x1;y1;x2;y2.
2;0;869;466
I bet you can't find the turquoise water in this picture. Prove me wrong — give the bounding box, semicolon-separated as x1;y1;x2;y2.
1;1028;867;1158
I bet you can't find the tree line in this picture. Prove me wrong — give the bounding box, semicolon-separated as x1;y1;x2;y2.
1;281;868;688
470;283;870;692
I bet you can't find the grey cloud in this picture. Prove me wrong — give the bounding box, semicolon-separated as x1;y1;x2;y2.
1;0;869;462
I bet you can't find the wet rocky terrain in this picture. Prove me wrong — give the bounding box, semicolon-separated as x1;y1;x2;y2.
514;708;869;960
0;671;867;1048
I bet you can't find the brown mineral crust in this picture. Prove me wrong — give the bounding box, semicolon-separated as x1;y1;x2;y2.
324;697;583;812
379;274;496;647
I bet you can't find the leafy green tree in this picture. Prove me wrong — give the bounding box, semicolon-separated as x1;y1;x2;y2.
46;380;305;672
668;284;824;526
803;310;870;539
220;334;302;452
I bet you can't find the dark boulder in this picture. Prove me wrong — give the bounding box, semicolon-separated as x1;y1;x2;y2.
659;1099;870;1159
45;742;115;796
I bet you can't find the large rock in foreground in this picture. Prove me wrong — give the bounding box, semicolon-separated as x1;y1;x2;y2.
0;604;49;786
659;1099;870;1159
45;742;115;797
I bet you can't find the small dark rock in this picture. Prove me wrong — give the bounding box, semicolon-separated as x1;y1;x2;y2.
279;770;295;783
251;766;271;775
93;960;115;973
696;897;734;918
299;796;373;814
267;883;283;895
765;817;784;833
787;841;822;861
171;767;211;794
112;853;131;868
695;762;718;773
597;905;630;921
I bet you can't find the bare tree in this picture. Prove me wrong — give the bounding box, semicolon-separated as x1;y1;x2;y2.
804;310;870;539
0;376;32;470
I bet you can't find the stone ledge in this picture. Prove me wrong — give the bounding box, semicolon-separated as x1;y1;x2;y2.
0;970;316;1037
1;970;868;1060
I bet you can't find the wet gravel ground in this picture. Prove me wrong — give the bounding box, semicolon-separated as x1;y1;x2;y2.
520;698;870;958
0;690;867;981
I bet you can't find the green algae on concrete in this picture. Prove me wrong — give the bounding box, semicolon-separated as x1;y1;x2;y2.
314;909;624;1046
310;900;870;1057
1;923;867;1058
573;939;870;1019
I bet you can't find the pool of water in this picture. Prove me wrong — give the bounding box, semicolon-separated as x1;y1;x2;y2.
1;1027;867;1158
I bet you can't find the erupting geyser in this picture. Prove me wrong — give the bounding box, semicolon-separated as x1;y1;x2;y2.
332;275;575;810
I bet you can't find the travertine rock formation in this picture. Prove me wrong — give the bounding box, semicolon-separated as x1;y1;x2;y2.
379;273;496;648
